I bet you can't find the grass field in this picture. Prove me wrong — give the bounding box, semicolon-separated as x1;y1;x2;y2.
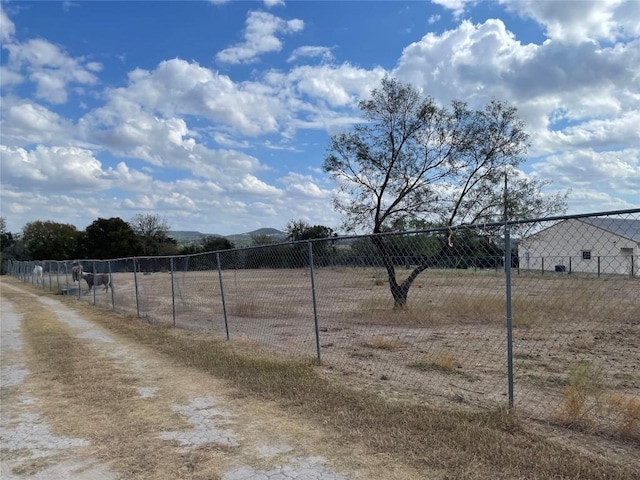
27;265;640;444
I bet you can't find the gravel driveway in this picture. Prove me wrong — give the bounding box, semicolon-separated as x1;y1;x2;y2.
2;281;411;480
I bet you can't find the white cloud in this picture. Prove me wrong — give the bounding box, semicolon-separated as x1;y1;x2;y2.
1;2;637;234
4;38;100;103
394;19;537;103
280;172;331;199
97;59;284;136
131;192;198;211
563;189;637;214
431;0;477;18
234;174;283;196
390;16;639;215
0;145;162;199
216;11;304;64
0;65;23;86
531;148;640;196
287;45;335;63
501;0;640;44
393;18;639;153
0;188;102;226
81;57;379;148
0;145;109;191
0;4;15;43
213;133;250;149
275;63;387;107
264;0;285;7
536;111;640;154
0;98;73;147
82;105;266;182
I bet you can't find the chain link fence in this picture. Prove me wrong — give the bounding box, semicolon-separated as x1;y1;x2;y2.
7;209;639;440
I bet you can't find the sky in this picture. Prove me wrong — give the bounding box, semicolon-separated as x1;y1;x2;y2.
1;0;639;236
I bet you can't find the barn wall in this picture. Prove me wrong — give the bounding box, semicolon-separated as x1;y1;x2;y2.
518;219;638;275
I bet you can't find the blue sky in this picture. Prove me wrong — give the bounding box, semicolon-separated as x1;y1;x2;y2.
1;0;638;235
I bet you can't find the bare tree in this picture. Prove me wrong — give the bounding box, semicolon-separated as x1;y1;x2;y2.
130;214;176;256
324;77;566;308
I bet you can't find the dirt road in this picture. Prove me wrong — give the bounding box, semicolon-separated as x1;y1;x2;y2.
1;280;421;480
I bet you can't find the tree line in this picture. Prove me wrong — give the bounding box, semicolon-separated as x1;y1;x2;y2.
0;214;336;271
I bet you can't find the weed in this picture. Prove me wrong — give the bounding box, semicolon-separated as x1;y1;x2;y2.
349;350;375;359
411;352;459;373
609;393;640;437
569;361;606;394
363;335;403;350
556;361;607;425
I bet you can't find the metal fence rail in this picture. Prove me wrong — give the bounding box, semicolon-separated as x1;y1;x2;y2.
7;208;640;441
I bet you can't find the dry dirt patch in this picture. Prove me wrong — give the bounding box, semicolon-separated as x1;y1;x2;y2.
4;276;639;479
1;280;425;480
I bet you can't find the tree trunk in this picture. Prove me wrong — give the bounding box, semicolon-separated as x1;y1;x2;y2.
372;236;431;310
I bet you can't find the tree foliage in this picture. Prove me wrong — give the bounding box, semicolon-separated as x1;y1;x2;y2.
83;217;139;259
130;213;178;256
286;220;335;241
285;220;337;259
0;218;14;252
1;218;17;274
21;220;82;260
201;236;235;252
324;77;567;308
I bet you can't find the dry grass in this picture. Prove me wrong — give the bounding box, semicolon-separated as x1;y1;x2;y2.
11;270;640;467
22;294;630;477
10;289;225;480
362;335;404;350
609;394;640;437
410;353;460;373
555;361;608;428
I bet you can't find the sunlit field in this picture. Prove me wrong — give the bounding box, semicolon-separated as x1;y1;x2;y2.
47;265;639;440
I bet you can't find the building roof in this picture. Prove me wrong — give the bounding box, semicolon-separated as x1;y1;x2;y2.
579;217;640;243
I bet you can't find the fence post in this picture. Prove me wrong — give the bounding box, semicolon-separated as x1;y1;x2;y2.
133;258;140;318
108;261;115;311
170;257;176;327
569;256;572;275
541;257;545;275
597;256;601;278
92;261;97;305
631;255;635;278
216;252;230;340
55;262;60;292
504;225;514;408
48;262;52;291
65;261;70;293
308;241;321;362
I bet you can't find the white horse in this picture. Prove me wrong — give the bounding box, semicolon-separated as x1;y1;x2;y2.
32;265;43;283
72;264;84;283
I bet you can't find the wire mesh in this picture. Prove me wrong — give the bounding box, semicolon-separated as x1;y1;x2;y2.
6;209;639;441
511;213;640;438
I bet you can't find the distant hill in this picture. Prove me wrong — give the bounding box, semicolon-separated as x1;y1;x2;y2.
169;230;217;239
225;228;287;247
247;228;284;236
169;228;286;247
